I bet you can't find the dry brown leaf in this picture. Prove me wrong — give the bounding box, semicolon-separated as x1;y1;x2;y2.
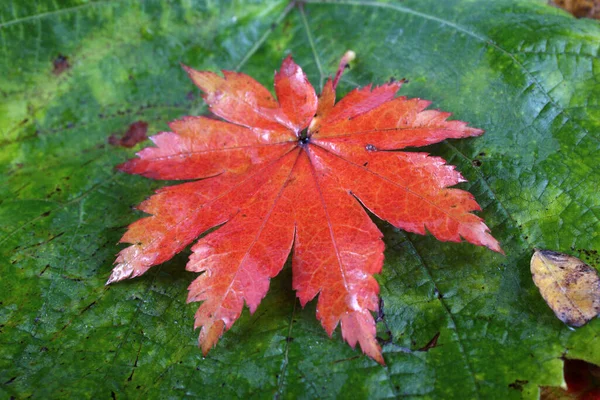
531;249;600;327
551;0;600;19
540;359;600;400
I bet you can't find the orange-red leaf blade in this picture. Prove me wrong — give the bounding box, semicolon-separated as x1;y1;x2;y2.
108;149;296;284
274;55;318;133
186;150;299;353
112;55;502;364
314;97;482;148
286;150;385;363
308;79;336;135
309;144;502;253
119;117;294;180
183;65;294;135
310;82;402;135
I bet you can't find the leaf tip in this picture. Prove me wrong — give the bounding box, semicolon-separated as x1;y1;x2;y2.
180;62;192;73
340;311;385;365
116;160;134;173
483;233;504;255
469;127;485;137
373;352;386;366
199;320;226;356
278;53;302;77
106;263;131;285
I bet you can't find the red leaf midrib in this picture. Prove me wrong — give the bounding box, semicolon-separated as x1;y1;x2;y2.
303;146;353;294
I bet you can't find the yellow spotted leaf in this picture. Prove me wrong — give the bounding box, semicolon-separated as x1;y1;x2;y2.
531;249;600;327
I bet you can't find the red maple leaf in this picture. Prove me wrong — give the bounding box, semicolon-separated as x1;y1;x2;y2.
108;53;502;364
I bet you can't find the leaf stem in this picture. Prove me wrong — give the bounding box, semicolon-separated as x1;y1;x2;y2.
332;50;356;90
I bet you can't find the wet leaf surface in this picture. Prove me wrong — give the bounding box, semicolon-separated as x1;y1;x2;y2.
1;0;600;398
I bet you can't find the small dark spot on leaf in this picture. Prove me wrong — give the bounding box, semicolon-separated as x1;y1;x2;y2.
79;301;97;315
61;274;82;282
5;377;17;384
363;162;369;167
472;159;482;167
479;152;486;157
39;264;50;276
41;211;51;217
376;335;392;346
53;54;71;75
508;379;528;391
285;336;294;343
418;332;440;352
376;297;385;322
109;121;148;148
332;355;361;364
298;129;310;145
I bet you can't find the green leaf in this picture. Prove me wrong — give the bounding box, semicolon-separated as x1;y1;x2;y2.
1;0;599;398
